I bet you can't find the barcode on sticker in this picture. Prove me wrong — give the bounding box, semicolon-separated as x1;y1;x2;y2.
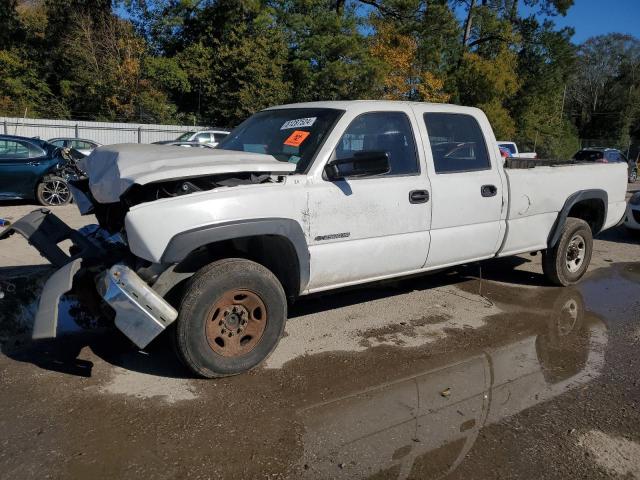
280;117;317;130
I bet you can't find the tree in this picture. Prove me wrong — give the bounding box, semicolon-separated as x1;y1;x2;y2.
370;19;449;102
60;13;181;122
277;0;382;102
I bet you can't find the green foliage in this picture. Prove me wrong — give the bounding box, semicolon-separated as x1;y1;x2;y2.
0;0;635;157
0;49;67;118
280;0;382;102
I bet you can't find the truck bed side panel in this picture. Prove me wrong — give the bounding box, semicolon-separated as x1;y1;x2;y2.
499;163;627;256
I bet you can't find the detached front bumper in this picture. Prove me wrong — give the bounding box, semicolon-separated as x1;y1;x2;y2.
96;264;177;348
0;209;177;348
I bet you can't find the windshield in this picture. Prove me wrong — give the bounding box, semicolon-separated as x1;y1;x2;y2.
217;108;344;172
177;131;195;141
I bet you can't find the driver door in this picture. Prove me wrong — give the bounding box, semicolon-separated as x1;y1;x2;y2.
306;110;432;292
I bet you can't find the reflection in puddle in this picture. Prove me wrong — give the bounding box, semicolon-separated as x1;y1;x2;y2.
297;287;607;479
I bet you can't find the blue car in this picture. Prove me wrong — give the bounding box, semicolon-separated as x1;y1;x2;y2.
0;135;83;206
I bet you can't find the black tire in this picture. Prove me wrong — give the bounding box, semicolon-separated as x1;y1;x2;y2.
542;218;593;286
36;175;72;206
629;168;637;183
175;258;287;378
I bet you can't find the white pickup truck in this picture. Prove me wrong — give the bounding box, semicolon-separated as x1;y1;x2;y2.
1;101;628;378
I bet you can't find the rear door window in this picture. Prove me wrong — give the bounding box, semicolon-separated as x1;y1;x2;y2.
195;132;212;143
0;140;34;160
424;113;491;174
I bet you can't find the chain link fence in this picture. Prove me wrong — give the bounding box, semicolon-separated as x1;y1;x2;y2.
0;116;208;146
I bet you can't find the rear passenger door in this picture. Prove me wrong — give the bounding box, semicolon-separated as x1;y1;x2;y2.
413;107;506;268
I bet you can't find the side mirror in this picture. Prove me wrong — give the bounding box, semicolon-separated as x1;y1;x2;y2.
324;151;390;180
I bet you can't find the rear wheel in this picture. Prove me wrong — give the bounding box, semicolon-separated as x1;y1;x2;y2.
629;168;638;183
175;258;287;378
542;218;593;286
36;175;71;206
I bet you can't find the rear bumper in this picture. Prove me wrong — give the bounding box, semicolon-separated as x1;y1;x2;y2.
1;209;177;347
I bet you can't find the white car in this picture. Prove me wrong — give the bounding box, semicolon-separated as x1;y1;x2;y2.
48;137;102;156
497;141;537;158
175;129;230;147
624;191;640;232
3;101;628;379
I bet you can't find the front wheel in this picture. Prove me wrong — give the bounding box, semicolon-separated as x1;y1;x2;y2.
175;258;287;378
629;169;638;183
36;175;72;206
542;218;593;286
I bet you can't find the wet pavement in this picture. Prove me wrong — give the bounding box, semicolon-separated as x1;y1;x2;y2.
1;253;639;479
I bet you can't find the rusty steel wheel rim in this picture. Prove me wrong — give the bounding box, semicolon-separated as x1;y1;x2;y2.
205;289;268;357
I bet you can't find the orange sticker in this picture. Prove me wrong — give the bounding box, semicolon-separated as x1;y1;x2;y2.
284;130;310;147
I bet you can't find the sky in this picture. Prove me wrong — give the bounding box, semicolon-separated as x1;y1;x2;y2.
543;0;640;43
116;1;639;45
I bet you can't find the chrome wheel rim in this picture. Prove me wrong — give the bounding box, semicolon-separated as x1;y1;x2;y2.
566;234;586;273
41;180;70;205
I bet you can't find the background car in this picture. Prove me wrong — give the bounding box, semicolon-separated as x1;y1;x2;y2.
572;147;637;183
48;137;101;156
152;141;216;149
0;135;83;206
174;129;230;147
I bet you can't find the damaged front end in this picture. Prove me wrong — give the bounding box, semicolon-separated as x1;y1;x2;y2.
0;209;177;348
1;144;296;348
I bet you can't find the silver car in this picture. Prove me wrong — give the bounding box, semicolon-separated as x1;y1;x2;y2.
48;138;102;156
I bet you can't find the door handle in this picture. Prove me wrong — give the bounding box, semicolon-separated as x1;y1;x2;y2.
409;190;430;204
481;185;497;197
27;161;41;166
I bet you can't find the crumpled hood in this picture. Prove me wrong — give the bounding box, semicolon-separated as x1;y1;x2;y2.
79;143;296;203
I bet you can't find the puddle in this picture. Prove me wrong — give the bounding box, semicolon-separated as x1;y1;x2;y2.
293;288;608;478
1;261;639;478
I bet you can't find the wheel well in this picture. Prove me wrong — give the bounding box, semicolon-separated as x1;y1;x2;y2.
168;235;301;301
567;199;605;234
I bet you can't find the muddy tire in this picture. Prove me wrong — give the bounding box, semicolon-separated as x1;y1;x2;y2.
36;175;72;206
542;218;593;286
175;258;287;378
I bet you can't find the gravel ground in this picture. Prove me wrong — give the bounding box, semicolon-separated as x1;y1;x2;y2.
0;189;639;479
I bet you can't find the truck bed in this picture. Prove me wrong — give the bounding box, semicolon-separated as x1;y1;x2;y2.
499;162;628;257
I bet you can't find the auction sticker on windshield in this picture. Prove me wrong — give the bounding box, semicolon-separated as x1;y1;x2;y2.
280;117;316;130
284;130;310;147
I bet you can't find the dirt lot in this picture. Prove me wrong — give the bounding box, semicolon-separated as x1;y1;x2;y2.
1;192;640;480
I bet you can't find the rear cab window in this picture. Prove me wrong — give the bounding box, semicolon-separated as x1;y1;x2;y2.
423;113;491;174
